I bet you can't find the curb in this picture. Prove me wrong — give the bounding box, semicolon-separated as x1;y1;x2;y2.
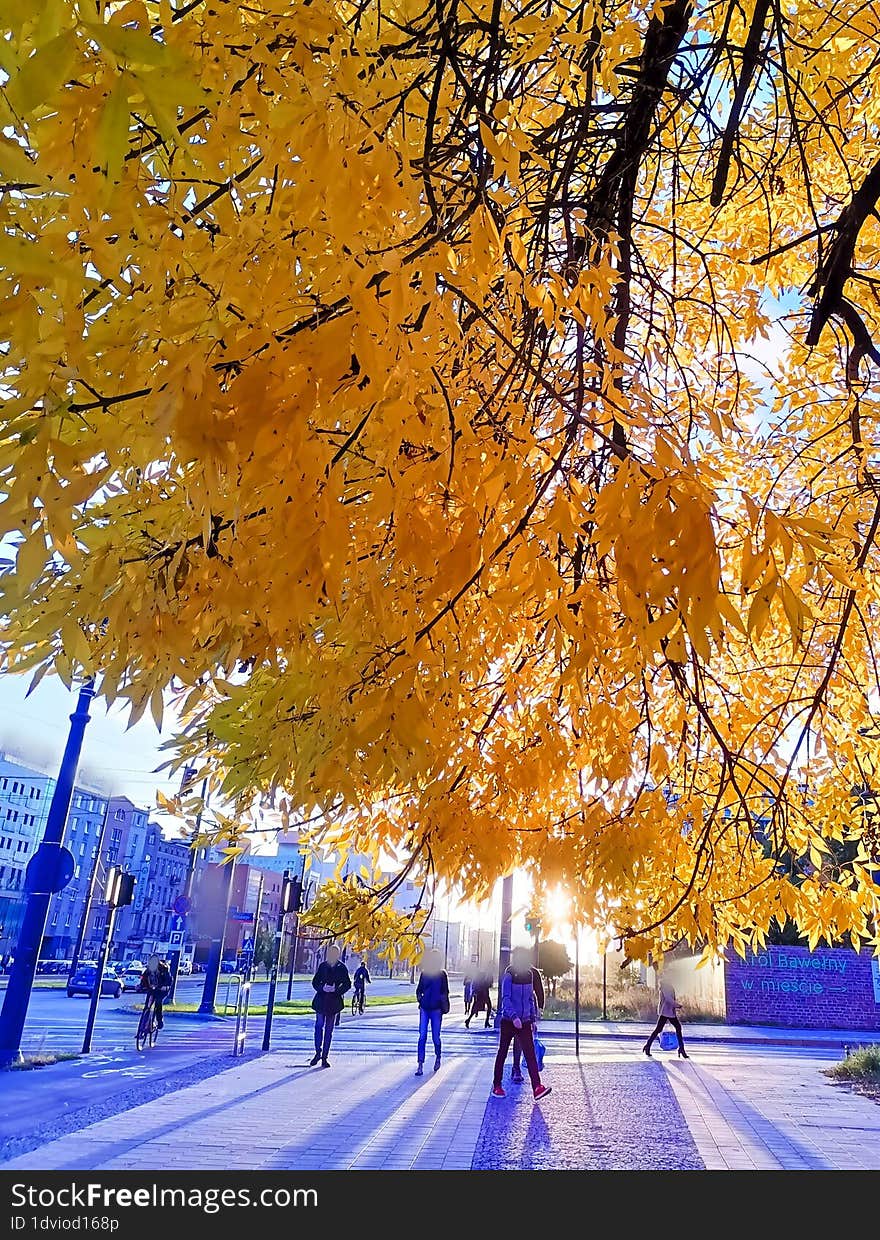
116;1006;229;1022
453;1024;874;1051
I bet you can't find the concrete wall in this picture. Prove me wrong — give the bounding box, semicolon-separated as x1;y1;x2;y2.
724;946;880;1030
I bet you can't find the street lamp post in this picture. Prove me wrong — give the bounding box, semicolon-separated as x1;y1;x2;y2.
285;864;310;1001
232;872;263;1055
81;866;135;1054
0;680;95;1067
69;799;113;978
197;853;236;1015
166;766;208;1004
497;874;513;1004
602;947;608;1021
262;870;296;1051
575;932;582;1056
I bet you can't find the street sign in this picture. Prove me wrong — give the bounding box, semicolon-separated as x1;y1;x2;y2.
172;894;192;916
24;843;75;895
229;910;254;923
168;930;183;946
170;914;185;932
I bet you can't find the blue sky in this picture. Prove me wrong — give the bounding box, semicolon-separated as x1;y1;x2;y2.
0;670;181;807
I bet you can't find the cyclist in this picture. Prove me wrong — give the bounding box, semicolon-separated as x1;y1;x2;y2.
352;960;371;1012
139;954;172;1030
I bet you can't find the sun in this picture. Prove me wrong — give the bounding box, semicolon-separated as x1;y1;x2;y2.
544;886;571;936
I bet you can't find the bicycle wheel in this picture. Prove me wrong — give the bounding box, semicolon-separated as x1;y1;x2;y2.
136;1004;152;1051
148;1009;159;1047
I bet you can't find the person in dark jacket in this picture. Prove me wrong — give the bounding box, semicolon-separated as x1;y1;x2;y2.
465;972;494;1028
139;955;172;1029
415;948;450;1075
492;948;552;1100
510;964;545;1083
310;944;351;1067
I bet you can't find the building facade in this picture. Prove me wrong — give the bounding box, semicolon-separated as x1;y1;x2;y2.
43;788;109;960
0;755;199;965
0;757;53;953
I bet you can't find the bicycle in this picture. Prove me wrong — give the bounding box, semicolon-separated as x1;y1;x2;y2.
136;992;160;1050
350;988;366;1016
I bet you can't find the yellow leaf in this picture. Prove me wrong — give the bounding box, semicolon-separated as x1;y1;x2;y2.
150;687;165;730
5;32;79;115
95;73;132;182
82;22;173;68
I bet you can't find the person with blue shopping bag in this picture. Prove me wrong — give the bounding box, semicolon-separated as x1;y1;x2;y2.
509;963;545;1082
643;975;689;1058
492;947;552;1100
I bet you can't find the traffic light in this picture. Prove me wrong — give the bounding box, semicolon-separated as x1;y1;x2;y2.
524;913;542;935
105;867;136;908
281;872;304;914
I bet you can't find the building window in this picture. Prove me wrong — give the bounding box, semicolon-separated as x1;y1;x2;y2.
35;788;41;800
114;809;124;821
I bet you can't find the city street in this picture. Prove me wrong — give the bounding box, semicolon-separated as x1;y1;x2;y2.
3;984;878;1172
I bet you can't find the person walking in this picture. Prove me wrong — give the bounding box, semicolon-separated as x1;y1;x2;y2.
465;972;494;1027
463;972;473;1013
310;944;351;1067
643;974;688;1058
415;948;450;1076
492;948;551;1100
510;963;545;1083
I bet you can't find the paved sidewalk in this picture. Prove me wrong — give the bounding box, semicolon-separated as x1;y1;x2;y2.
473;1059;702;1170
662;1048;880;1169
1;1053;489;1172
4;1043;878;1172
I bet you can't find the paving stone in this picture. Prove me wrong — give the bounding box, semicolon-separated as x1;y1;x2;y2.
471;1062;704;1170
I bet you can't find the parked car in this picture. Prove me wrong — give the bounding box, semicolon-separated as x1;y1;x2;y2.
122;965;144;989
220;960;237;974
126;959;145;973
67;965;124;999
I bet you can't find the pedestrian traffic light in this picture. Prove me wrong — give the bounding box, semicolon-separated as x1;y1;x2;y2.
524;913;542;935
105;867;136;908
281;871;304;914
